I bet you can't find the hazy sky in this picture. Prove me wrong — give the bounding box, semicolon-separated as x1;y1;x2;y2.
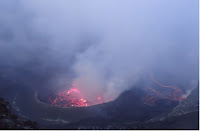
0;0;198;101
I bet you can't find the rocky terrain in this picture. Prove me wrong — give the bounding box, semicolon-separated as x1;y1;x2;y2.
0;97;38;129
0;86;198;129
50;87;199;129
168;87;199;117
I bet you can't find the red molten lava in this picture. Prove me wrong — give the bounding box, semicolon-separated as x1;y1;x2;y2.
143;74;183;106
49;88;104;107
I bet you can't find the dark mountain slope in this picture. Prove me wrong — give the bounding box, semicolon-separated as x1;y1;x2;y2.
131;86;199;129
168;87;199;117
0;97;38;129
57;87;199;129
125;111;198;129
54;88;179;129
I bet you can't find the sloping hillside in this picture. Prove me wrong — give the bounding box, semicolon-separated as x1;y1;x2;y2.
0;97;38;129
168;87;199;117
57;87;199;129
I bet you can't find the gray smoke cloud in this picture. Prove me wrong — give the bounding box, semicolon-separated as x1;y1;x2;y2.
0;0;198;101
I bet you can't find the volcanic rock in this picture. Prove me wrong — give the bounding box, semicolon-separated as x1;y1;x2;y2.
0;97;38;129
168;87;199;117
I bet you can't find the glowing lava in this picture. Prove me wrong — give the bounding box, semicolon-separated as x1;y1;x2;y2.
49;88;104;107
143;74;183;106
97;96;103;104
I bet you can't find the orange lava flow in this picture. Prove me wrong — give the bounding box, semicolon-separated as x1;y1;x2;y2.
143;74;183;106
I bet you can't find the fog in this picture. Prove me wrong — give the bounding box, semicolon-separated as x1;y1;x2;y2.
0;0;198;102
